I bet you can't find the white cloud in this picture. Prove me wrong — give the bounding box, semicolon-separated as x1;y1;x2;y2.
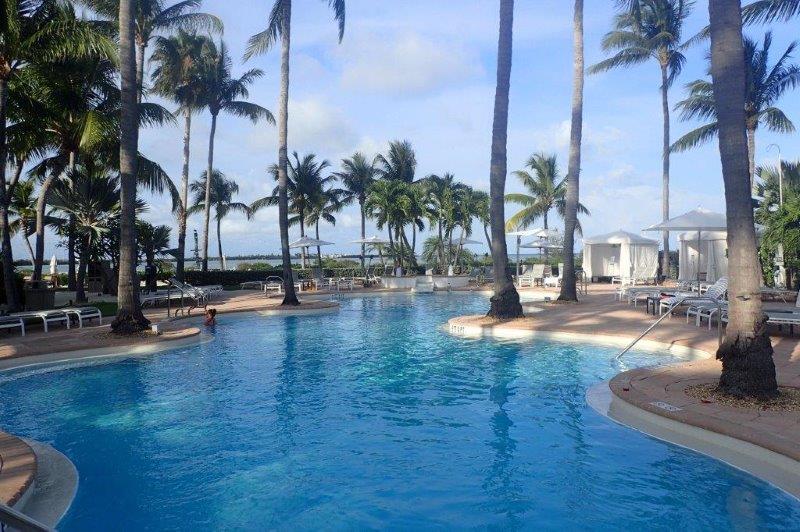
338;32;483;96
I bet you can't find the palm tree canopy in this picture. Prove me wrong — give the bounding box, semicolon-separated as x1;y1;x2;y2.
506;153;589;234
375;140;417;183
672;32;800;152
149;29;216;112
250;152;332;218
244;0;346;60
335;152;376;202
189;169;249;220
743;0;800;23
589;0;692;87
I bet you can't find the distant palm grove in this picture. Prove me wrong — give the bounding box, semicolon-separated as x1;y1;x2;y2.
0;0;799;398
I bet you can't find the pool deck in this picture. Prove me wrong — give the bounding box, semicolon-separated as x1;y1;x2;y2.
448;284;800;468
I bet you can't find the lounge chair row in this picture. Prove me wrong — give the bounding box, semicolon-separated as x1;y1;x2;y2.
0;307;103;337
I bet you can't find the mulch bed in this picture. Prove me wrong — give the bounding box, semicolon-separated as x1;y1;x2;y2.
686;383;800;412
91;330;158;341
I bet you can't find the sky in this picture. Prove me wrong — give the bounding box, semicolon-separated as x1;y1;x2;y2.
16;0;800;260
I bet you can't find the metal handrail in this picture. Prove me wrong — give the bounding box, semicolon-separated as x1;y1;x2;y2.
615;296;725;361
0;502;51;532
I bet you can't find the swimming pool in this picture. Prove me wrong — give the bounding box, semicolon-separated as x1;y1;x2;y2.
1;294;798;529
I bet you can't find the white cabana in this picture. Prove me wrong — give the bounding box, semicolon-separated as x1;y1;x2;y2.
582;230;659;280
678;231;728;283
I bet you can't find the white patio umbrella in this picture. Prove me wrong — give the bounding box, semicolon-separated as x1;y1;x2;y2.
49;255;58;276
290;236;334;268
450;237;482;246
644;207;727;287
351;236;391;265
507;228;560;277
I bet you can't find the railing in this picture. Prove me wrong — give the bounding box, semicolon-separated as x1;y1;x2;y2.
0;503;51;532
615;296;725;361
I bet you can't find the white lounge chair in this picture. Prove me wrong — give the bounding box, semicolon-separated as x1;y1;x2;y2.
661;277;728;316
543;263;563;288
11;310;70;333
0;316;25;336
62;307;103;328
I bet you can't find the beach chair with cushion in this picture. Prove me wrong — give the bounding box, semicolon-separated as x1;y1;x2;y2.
12;310;70;333
543;263;564;288
0;316;25;336
661;277;728;316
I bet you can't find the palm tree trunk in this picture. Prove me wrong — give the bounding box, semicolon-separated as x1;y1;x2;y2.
276;0;299;305
315;221;322;269
299;215;306;269
76;234;89;304
387;224;395;269
66;151;77;290
136;39;146;103
543;212;549;262
0;77;18;310
359;198;366;269
660;62;671;279
558;0;584;302
23;234;35;267
709;0;777;398
747;125;756;194
487;0;522;319
217;214;224;270
176;110;192;281
483;224;492;249
438;217;445;271
32;164;65;282
201;113;217;272
112;0;149;333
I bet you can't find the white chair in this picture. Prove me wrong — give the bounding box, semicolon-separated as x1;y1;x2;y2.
543;263;563;287
0;316;25;336
62;307;103;328
661;277;728;316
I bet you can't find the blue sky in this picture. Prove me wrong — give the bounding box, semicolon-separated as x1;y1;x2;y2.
18;0;800;260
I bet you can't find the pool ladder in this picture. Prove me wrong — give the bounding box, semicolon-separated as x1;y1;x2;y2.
615;296;725;361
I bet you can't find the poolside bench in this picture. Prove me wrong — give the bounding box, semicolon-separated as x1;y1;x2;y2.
0;316;25;336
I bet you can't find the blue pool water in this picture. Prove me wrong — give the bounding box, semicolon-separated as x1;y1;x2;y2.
1;294;799;530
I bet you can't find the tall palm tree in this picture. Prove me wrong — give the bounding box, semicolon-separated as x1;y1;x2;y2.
472;189;492;249
487;0;521;319
136;221;171;291
245;0;346;306
7;179;38;265
189;170;250;269
197;41;273;272
421;173;467;268
505;153;588;234
307;185;347;267
365;180;416;269
150;29;216;280
83;0;223;97
559;0;584;302
0;0;113;310
375;140;417;183
709;0;777;398
335;152;376;268
589;0;693;278
672;32;799;190
251;153;332;268
113;0;149;332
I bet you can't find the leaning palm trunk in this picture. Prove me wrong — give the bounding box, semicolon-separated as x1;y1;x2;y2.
23;233;35;266
660;63;671;279
32;165;64;281
67;216;76;290
709;0;777;398
176;110;192;281
487;0;522;319
0;78;18;310
216;215;224;270
359;199;366;269
559;0;584;302
276;1;299;305
112;0;150;333
315;221;322;269
201;113;217;272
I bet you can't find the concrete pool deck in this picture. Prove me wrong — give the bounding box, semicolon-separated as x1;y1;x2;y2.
448;284;800;489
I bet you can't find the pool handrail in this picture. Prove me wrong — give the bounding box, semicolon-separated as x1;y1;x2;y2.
0;502;51;531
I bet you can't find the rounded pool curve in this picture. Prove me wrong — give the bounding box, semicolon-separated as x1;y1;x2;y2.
1;294;798;530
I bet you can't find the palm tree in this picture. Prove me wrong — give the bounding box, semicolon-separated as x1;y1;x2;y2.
136;221;171;291
245;0;346;306
365;180;416;269
307;185;347;267
505;154;588;235
421;173;468;269
197;41;273;272
487;0;522;319
559;0;584;302
84;0;223;97
113;0;150;333
375;140;417;183
150;30;216;281
0;1;113;310
709;0;777;398
589;0;693;278
251;153;332;268
672;32;799;190
50;162;121;303
472;189;492;249
743;0;800;23
336;152;376;268
190;170;250;269
7;179;38;265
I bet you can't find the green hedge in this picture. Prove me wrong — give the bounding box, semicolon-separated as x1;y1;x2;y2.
184;266;428;287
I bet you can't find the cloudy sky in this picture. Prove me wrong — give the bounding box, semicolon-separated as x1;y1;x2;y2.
18;0;800;260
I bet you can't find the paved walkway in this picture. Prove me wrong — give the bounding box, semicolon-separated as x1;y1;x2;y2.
450;284;800;462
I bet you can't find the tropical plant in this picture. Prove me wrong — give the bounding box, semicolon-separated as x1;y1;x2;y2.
505;153;588;234
755;161;800;286
590;0;692;278
189;169;250;269
307;185;348;267
113;0;150;332
375;140;417;183
421;173;467;269
335;152;377;267
365;179;419;269
672;32;799;190
197;41;273;272
83;0;223;96
559;0;585;302
7;179;38;265
708;0;777;398
251;152;332;268
487;0;522;319
0;0;114;310
150;29;216;281
245;0;346;306
743;0;800;23
136;221;172;291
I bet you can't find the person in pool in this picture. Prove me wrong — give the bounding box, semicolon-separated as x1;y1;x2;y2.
204;308;217;326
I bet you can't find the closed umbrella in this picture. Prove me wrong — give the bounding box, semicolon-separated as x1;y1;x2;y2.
49;255;58;276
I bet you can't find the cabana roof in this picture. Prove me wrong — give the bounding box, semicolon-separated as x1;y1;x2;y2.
583;230;658;246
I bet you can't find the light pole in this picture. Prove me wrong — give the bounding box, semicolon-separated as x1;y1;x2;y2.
766;143;786;287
